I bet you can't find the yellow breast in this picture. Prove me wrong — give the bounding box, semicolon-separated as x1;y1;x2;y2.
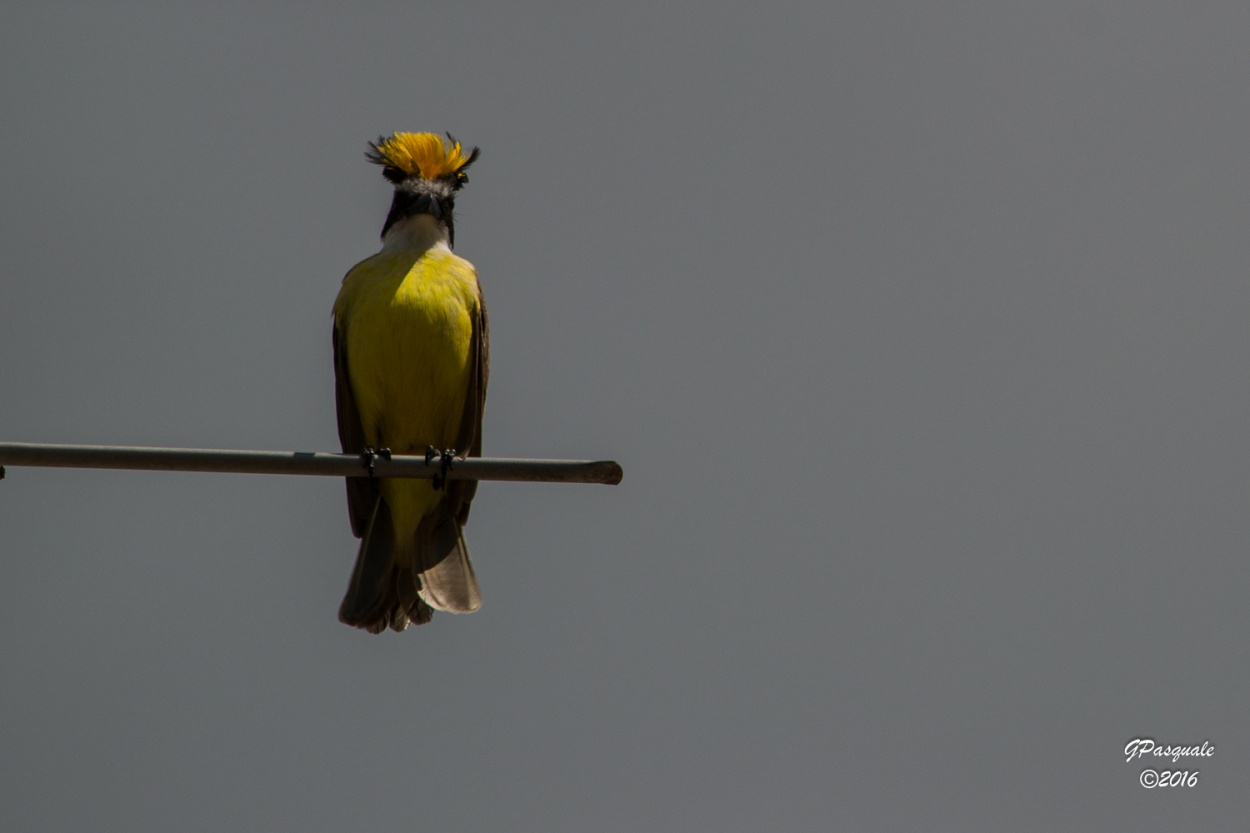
334;245;480;538
336;246;478;449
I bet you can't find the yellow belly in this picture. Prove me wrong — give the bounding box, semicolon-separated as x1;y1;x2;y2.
334;246;479;542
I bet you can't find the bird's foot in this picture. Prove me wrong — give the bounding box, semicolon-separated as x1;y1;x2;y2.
425;446;457;490
361;447;392;478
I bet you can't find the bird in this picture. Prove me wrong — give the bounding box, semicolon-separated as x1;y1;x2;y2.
332;131;488;633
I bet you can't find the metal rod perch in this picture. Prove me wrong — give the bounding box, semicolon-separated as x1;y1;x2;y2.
0;442;622;485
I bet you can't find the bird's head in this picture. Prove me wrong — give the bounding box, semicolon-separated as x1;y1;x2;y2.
366;132;480;246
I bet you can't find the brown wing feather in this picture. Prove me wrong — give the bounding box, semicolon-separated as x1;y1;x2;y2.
413;280;487;614
332;319;377;538
447;280;489;527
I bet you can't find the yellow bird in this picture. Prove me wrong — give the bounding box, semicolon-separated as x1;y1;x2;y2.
332;132;488;633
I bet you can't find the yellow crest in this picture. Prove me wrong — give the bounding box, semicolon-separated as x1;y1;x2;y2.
366;132;478;182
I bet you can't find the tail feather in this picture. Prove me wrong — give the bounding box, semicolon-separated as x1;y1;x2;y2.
338;496;391;628
338;495;478;632
338;495;434;632
414;509;481;613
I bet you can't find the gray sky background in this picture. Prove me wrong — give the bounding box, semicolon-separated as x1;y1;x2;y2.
3;3;1249;830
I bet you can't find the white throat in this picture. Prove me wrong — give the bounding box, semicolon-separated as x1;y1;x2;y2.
381;214;450;253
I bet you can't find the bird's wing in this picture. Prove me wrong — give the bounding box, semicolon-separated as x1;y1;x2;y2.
415;279;487;614
448;277;489;527
333;318;377;538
